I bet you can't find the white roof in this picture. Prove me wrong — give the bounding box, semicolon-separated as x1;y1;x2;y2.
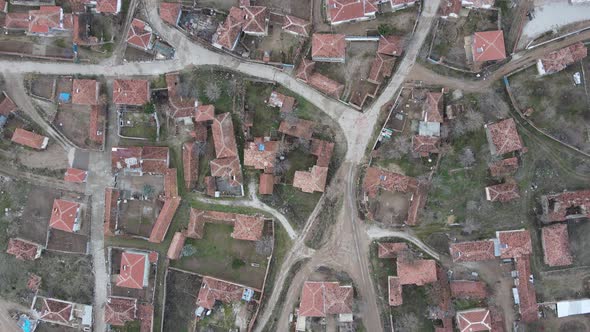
557;299;590;317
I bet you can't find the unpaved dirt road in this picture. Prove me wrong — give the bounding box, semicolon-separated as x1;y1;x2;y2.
0;299;34;332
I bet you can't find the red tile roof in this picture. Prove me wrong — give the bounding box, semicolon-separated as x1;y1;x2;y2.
485;182;520;202
456;308;491;332
232;214;265;241
377;242;408;258
422;91;444;123
449;240;496;262
244;141;279;172
164;168;178;198
116;251;148;289
210;156;243;187
378;35;404;56
259;173;274;195
406;187;426;226
39;298;72;325
496;229;532;259
295;58;315;82
127;18;153;50
439;0;461;17
49;199;80;233
397;258;438;286
186;208;265;241
141;146;170;174
96;0;120;13
362;167;418;198
89;105;104;144
167;232;186;260
6;238;41;260
64;168;87;183
326;0;376;24
0;91;17;116
311;33;346;61
388;276;402;306
242;6;268;34
515;256;538;322
104;296;137;326
293;165;329;193
193;123;208;142
113;79;149;106
148;197;181;243
282;15;311;37
195;104;215;122
450;281;488;299
278;117;314;139
159;2;181;26
111;146;142;172
3;13;30;30
72;79;99;105
212;113;238;159
310;139;334;167
11;128;48;150
268;91;296;113
213;7;244;50
485;118;523;156
541;190;590;222
541;223;573;267
299;281;353;317
412;135;440;156
538;42;587;75
309;73;345;99
168;97;196;119
472;30;506;63
104;188;119;236
489;157;519;177
27;273;42;292
368;52;396;84
137;303;154;332
196;276;245;309
183;142;198;190
28;6;63;34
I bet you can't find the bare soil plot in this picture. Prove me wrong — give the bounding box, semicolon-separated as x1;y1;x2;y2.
55;76;73;100
163;269;201;332
243;24;303;64
171;222;272;289
254;0;311;18
369;191;411;225
54;105;92;147
120;111;158;140
46;229;89;254
567;220;590;266
29;76;57;101
0;41;73;59
508;63;590;153
19;187;64;244
321;8;418;36
124;46;155;62
117;174;165;196
118;199;159;238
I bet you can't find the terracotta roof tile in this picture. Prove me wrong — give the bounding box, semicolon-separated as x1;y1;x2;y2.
449;240;496;262
164;168;178;198
27;273;42;292
538;42;587;75
212;113;238;159
378;35;404;56
232;214;265;241
541;190;590;222
243;141;279;172
137;303;154;332
450;281;488;299
49;199;81;233
268;91;296;113
412;135;440;156
11;128;48;150
210;156;243;187
295;59;315;82
311;33;346;61
397;258;438;286
113;79;149;106
116;251;148;289
485;182;520;202
213;7;244;50
439;0;461;17
6;238;41;260
326;0;376;24
485;118;523;156
3;13;30;30
309;72;345;99
104;188;119;236
127;18;153;50
141;146;170;174
0;91;17;116
28;6;63;34
64;168;87;183
186;208;264;241
456;308;491;332
282;15;311;37
489;157;519;177
514;256;538;322
496;229;532;259
422;91;444;123
159;2;181;26
39;298;72;325
368;52;396;84
299;281;353;317
377;242;408;258
195;104;215;122
72;79;99;105
472;30;506;63
541;223;573;267
278;117;314;139
242;6;268;34
259;173;274;195
89;105;104;144
168;97;196;118
183;142;199;190
104;296;137;326
293;165;328;193
196;276;245;309
148;197;181;243
362;166;418;198
167;232;186;260
96;0;120;13
310;138;334;167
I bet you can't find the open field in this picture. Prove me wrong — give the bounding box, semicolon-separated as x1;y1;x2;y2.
118;199;159;238
163;269;201;332
54;105;92;147
245;82;281;137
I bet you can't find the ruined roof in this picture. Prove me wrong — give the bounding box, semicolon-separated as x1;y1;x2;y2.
148;197;181;243
11;128;48;150
362;167;418;198
183;142;198;190
232;214;265;241
308;73;345;99
104;297;137;326
196;276;245;309
541;190;590;222
72;79;99;105
538;42;587;75
116;251;148;289
293;165;329;193
28;6;62;34
113;79;149;106
388;276;402;306
368;52;396;84
472;30;506;63
422;91;444;123
456;308;491;332
450;281;488;299
312;33;346;60
485;182;520;202
0;91;17;116
282;15;311;37
397;258;438;286
295;58;315;82
242;6;268;34
49;199;80;233
378;35;404;56
485;118;523;156
64;168;87;183
111;146;142;172
96;0;119;13
412;135;440;156
541;223;573;267
496;229;532;259
89;105;104;144
489;157;519;177
378;242;408;258
27;273;42;292
6;238;41;260
212;113;238;159
299;281;353;317
268;91;296;113
449;240;496;262
278;117;314;139
259;173;274;195
326;0;376;24
439;0;461;17
159;2;181;26
213;7;244;50
126;18;153;50
39;298;72;325
167;232;186;260
104;188;119;236
210;156;243;187
243;141;279;172
310;139;334;168
515;256;538;322
195;104;215;122
137;303;153;332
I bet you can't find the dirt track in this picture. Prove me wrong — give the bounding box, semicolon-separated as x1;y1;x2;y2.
0;299;34;332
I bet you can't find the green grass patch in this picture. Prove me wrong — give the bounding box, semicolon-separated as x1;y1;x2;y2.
285;148;317;183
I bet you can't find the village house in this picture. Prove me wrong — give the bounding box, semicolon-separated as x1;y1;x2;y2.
367;52;396;84
95;0;121;14
49;199;82;233
541;223;573;267
282;15;311;37
111;146;169;175
489;157;519;177
182;142;198;191
208;113;244;196
113;79;150;106
126;18;155;52
268;90;295;113
104;296;153;332
185;208;265;242
450;280;488;299
468;30;507;64
0;91;17;129
298;281;353;323
3;6;74;37
325;0;377;25
485;181;520;202
72;79;99;105
485;118;524;156
115;250;152;289
295;59;346;99
11;128;49;150
196;276;255;310
159;2;182;26
212;5;269;51
537;42;587;76
6;237;43;260
311;33;346;63
540;190;590;222
33;296;92;329
456;308;492;332
378;35;404;57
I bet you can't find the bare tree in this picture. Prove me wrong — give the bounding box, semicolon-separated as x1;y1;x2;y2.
205;82;221;101
459;148;476;167
378;135;411;159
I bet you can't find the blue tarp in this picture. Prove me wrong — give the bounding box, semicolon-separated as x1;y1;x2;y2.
59;92;71;102
258;144;265;151
242;288;254;301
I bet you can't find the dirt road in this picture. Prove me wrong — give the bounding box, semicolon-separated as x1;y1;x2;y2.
0;299;34;331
